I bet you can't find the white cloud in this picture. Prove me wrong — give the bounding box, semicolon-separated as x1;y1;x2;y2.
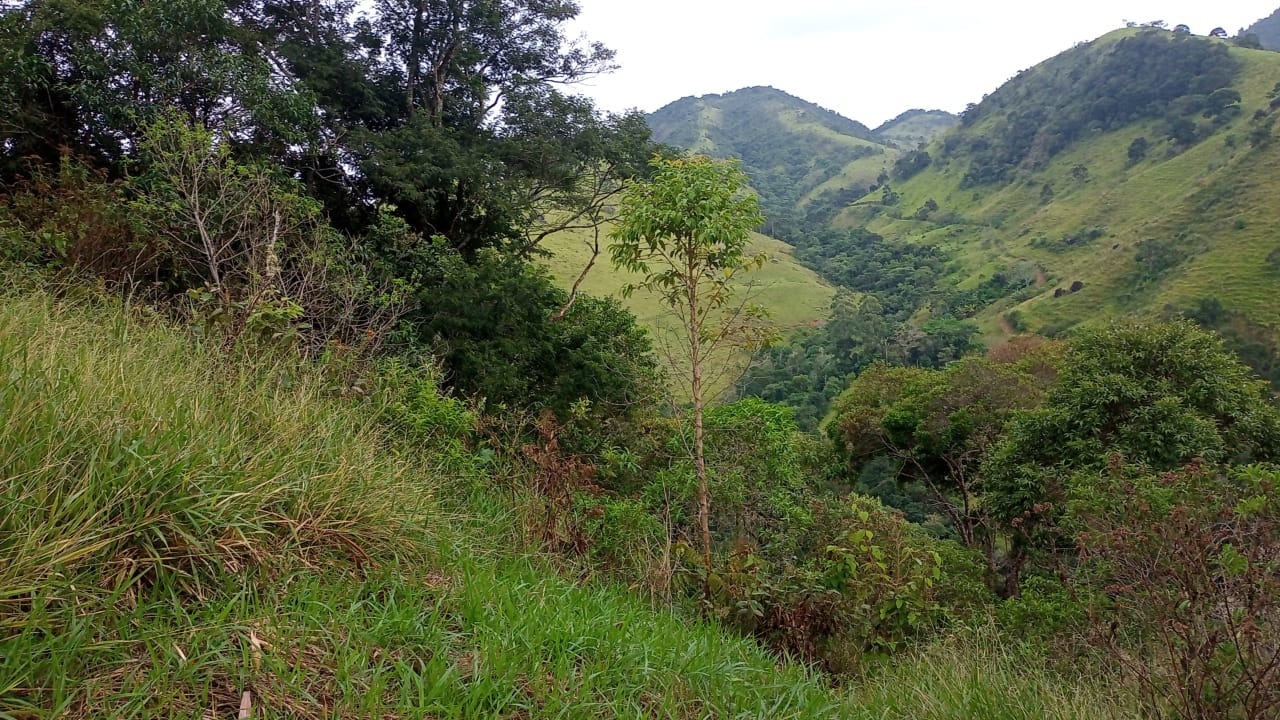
567;0;1279;126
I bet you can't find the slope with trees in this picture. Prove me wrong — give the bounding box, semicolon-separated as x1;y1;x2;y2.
842;27;1280;386
1243;6;1280;50
647;86;899;240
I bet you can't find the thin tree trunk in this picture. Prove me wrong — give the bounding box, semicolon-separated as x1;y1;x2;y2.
550;226;600;322
688;252;711;600
406;1;424;114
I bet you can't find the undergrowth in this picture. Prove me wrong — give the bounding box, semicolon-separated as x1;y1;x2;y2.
0;289;1136;718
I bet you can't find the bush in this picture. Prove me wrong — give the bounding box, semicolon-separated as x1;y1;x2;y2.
401;246;659;419
997;575;1089;645
704;496;957;673
1070;462;1280;719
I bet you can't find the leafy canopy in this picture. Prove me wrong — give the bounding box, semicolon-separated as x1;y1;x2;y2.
610;155;765;311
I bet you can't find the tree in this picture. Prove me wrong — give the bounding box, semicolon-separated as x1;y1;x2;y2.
610;155;766;593
984;322;1280;594
829;358;1051;577
1127;136;1149;165
1209;27;1229;39
1234;32;1264;49
1070;462;1280;719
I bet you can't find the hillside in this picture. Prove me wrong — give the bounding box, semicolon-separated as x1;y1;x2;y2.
539;225;836;396
0;288;1137;719
874;109;960;149
647;87;900;234
840;28;1280;382
1245;7;1280;49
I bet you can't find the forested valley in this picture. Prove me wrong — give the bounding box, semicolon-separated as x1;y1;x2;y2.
2;2;1280;718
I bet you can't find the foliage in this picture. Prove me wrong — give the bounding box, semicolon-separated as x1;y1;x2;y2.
0;0;314;176
1070;462;1280;720
1181;296;1280;389
829;357;1053;570
794;228;946;318
702;496;953;672
0;154;160;282
399;243;659;419
1030;226;1107;253
892;150;932;182
983;322;1280;592
1126;136;1149;164
698;399;814;556
996;575;1090;645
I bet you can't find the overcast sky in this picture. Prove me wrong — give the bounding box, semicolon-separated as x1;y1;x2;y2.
565;0;1280;128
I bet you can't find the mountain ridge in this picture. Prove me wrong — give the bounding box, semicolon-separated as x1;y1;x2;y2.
648;26;1280;388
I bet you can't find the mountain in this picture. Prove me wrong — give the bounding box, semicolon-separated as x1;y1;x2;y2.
874;109;960;149
647;86;899;236
842;27;1280;382
1244;7;1280;50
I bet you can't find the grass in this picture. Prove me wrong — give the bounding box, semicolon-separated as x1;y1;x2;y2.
850;629;1134;720
539;226;835;398
0;288;1139;718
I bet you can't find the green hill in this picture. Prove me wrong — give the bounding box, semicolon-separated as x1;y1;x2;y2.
874;109;960;149
647;87;900;234
839;28;1280;380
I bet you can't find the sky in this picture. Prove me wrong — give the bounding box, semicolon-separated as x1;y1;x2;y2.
565;0;1280;128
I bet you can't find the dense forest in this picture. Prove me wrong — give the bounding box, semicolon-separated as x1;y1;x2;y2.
2;3;1280;718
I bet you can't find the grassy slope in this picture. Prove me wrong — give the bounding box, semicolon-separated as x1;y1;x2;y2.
800;151;899;206
539;226;836;397
0;289;1136;719
845;33;1280;344
0;289;840;718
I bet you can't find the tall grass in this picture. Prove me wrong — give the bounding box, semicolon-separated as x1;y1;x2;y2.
0;291;842;717
0;292;436;609
850;627;1136;720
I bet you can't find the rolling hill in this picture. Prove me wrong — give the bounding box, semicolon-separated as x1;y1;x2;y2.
874;109;960;149
647;27;1280;393
647;86;901;236
842;28;1280;381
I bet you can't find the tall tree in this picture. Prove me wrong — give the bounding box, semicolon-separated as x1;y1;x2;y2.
610;155;766;593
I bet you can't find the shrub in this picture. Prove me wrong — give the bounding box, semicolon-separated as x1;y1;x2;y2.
997;575;1089;645
704;496;956;673
1070;462;1280;719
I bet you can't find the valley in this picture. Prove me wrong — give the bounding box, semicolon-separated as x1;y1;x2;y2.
4;4;1280;718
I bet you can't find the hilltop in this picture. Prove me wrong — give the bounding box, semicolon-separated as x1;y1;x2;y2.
874;109;960;149
647;86;900;235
